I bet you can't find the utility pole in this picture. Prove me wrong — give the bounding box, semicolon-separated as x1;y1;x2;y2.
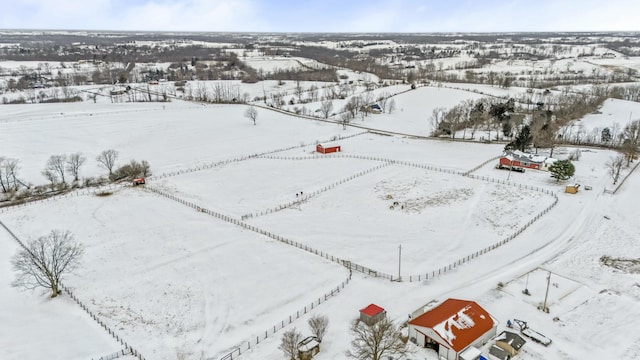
542;271;551;313
398;244;402;282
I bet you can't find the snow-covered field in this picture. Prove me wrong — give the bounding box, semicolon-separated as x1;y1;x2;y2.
1;75;639;360
1;190;347;359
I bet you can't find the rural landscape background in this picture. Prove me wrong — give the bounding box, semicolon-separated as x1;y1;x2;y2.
1;20;640;360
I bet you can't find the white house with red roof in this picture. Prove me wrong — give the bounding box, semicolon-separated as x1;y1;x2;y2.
408;298;497;360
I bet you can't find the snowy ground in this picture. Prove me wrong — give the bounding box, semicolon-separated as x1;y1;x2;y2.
0;231;124;360
1;190;347;360
1;80;639;360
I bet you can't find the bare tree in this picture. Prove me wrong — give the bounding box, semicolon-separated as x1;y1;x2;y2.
320;99;334;119
345;318;408;360
340;112;353;130
46;154;68;184
62;153;84;182
607;155;625;184
309;85;319;102
623;119;640;146
41;169;58;188
0;157;21;192
0;157;8;192
344;97;360;119
443;104;465;139
387;99;396;114
377;93;390;113
279;327;302;360
11;230;84;298
295;80;304;100
622;141;638;167
245;106;258;125
361;91;375;117
430;107;446;136
308;314;329;342
96;149;119;176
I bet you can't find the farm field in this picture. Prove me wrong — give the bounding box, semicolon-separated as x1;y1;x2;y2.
2;89;638;359
1;190;347;359
0;231;125;360
156;156;381;217
249;163;555;274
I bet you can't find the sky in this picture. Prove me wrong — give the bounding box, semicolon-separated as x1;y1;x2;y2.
1;0;640;33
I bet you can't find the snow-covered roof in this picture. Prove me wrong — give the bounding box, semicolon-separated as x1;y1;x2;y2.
409;299;495;352
298;336;320;352
503;150;557;165
495;331;526;350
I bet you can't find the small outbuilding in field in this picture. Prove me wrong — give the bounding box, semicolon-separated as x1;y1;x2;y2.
565;184;580;194
359;303;386;325
408;298;497;360
297;336;320;360
316;144;341;154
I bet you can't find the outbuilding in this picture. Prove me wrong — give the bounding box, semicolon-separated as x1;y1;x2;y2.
494;331;526;356
359;303;386;325
316;144;341;154
297;336;320;360
565;184;580;194
408;299;497;360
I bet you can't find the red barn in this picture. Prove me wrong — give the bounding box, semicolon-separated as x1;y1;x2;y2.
316;144;341;154
408;299;497;360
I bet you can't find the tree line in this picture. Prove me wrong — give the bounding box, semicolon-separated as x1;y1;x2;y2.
0;149;151;202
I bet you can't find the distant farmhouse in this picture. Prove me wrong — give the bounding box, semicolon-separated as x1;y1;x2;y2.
499;150;557;171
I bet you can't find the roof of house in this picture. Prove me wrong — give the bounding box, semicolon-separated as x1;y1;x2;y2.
502;150;556;165
409;298;495;352
489;344;511;360
360;303;385;317
495;331;526;350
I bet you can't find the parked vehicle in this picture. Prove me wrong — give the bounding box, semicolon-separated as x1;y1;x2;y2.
495;164;525;173
133;177;146;185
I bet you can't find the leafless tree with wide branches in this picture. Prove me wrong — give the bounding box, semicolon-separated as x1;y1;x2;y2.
245;106;258;125
96;149;119;176
11;230;84;298
66;153;86;182
46;154;68;184
345;317;409;360
279;327;302;360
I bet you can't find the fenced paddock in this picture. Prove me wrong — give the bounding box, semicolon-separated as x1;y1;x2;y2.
0;191;347;360
248;163;557;276
157;156;382;217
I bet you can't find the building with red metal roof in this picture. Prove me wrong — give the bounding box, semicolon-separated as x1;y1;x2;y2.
408;299;497;360
359;303;386;325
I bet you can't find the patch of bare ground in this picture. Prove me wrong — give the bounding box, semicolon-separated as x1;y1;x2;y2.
600;255;640;274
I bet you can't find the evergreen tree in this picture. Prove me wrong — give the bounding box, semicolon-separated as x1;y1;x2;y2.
549;160;575;181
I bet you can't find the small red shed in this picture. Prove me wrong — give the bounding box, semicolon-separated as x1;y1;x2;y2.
316;144;341;154
359;303;386;325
